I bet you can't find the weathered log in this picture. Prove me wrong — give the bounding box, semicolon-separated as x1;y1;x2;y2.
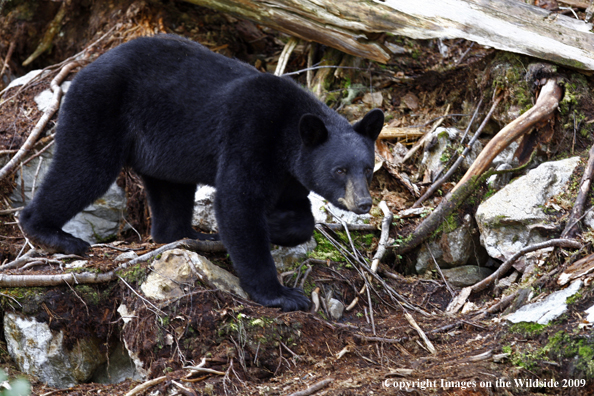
182;0;594;70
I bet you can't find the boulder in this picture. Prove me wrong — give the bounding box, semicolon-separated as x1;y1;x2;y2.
11;144;127;244
3;312;106;388
193;187;373;229
420;127;482;181
192;185;218;232
141;249;248;300
441;266;493;288
271;237;316;270
506;280;582;325
416;214;487;273
476;157;581;262
308;192;371;225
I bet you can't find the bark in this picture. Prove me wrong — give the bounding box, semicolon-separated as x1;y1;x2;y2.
182;0;594;70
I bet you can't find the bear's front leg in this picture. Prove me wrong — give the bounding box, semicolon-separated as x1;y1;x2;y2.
215;190;310;311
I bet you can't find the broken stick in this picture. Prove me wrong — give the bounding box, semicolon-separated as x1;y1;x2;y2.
452;78;563;193
0;61;80;181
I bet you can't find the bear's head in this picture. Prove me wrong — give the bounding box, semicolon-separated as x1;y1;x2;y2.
297;109;384;214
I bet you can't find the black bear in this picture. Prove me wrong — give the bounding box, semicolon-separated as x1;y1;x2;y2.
20;35;383;311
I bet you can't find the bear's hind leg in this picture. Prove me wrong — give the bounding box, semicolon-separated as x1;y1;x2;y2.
19;159;120;255
141;176;219;243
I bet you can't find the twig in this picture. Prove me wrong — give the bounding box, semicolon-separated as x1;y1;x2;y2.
311;287;321;313
470;238;582;293
307;43;315;89
0;248;43;270
0;61;80;181
125;239;225;267
0;41;15;82
452;78;563;193
21;139;55;167
275;37;299;76
455;42;474;67
123;376;167;396
366;283;376;335
30;157;44;198
561;143;594;238
426;243;455;298
0;207;22;215
370;201;393;273
404;313;436;354
0;292;22;307
171;380;195;396
287;378;334;396
402;104;450;164
320;223;377;232
184;361;225;376
118;275;165;316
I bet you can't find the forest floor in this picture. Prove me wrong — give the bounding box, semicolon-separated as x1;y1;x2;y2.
1;1;594;395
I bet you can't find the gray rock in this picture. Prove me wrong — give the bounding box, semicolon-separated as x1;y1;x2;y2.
34;81;71;112
91;341;142;384
441;266;493;288
114;251;139;263
506;280;582;325
141;249;247;300
3;312;106;388
491;141;520;169
328;298;345;320
11;144;127;244
271;237;316;270
420;127;482;180
476;157;581;262
117;304;148;379
486;163;513;190
4;69;46;91
416;214;485;273
192;186;372;231
192;185;218;232
308;192;371;225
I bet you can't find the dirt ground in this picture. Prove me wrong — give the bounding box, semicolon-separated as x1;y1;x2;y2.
1;1;594;395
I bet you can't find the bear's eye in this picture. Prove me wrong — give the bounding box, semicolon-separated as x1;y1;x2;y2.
335;168;347;175
364;167;373;177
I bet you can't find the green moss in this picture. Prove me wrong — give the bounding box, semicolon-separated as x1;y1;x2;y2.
566;290;582;305
509;322;548;337
119;263;147;284
508;330;594;378
309;230;344;262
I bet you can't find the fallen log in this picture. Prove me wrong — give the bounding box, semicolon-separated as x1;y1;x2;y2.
182;0;594;70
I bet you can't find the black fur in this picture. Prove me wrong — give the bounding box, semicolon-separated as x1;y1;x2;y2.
20;35;383;311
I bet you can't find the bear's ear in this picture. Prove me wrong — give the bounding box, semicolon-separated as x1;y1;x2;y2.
299;114;328;147
353;109;384;141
